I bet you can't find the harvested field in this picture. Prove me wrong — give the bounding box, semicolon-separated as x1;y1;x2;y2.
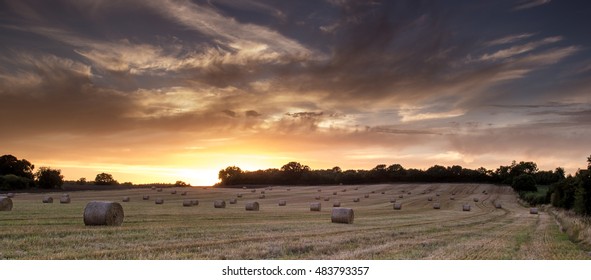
0;183;588;260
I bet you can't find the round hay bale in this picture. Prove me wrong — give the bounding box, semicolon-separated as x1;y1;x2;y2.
151;186;156;190
436;192;440;196
354;187;358;190
495;202;502;209
433;203;441;209
381;192;385;195
242;186;247;189
7;193;15;198
259;194;266;199
371;191;375;194
83;201;124;226
364;194;369;198
278;200;287;206
251;189;256;193
310;202;321;211
333;192;338;195
191;199;199;206
229;198;237;204
421;190;426;194
60;196;71;204
181;191;187;196
390;198;397;203
530;208;538;214
245;201;259;211
62;193;70;198
214;200;226;208
324;197;330;201
462;204;471;211
171;190;177;194
318;189;322;192
333;201;341;207
286;188;291;191
315;196;321;200
42;196;54;203
260;191;265;194
331;208;354;224
143;195;150;200
399;195;404;198
342;189;347;192
182;200;193;207
427;197;433;201
0;197;13;211
450;197;455;200
353;198;360;202
122;196;130;202
407;192;412;195
155;198;164;204
393;203;402;210
473;198;479;202
156;188;163;192
237;193;243;198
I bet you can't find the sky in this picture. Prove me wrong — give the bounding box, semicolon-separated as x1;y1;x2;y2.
1;0;590;186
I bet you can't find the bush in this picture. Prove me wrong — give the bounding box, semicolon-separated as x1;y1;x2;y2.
512;174;537;192
0;174;34;190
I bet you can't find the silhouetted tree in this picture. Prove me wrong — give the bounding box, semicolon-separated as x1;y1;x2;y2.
0;154;34;179
95;173;117;185
35;167;64;189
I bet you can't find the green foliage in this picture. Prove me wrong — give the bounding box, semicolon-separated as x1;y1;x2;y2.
35;167;64;189
95;172;117;185
512;174;537;192
0;174;34;190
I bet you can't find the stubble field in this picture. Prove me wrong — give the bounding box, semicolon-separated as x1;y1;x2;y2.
1;183;589;260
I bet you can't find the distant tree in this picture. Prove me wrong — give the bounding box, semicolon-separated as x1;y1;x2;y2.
95;173;117;185
0;154;34;179
587;155;591;170
175;180;189;187
512;174;537;192
76;177;87;185
35;167;64;189
218;166;243;185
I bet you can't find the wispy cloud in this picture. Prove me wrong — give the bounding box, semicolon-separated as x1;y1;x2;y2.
513;0;551;11
478;36;562;61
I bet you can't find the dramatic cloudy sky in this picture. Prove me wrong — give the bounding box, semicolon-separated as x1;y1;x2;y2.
1;0;590;185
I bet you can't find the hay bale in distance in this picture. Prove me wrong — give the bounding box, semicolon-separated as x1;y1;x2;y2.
342;189;347;192
495;202;502;209
251;189;256;193
156;188;163;192
353;198;360;202
473;198;479;202
214;200;226;208
436;192;440;196
245;201;259;211
318;189;322;192
60;196;71;204
324;197;330;201
310;202;321;211
333;192;338;195
381;192;386;195
191;199;199;206
259;194;266;199
433;203;441;209
237;193;243;198
7;193;15;198
390;198;396;203
354;187;358;190
42;196;54;203
0;197;13;211
229;198;237;204
182;200;193;207
260;190;265;194
83;201;124;226
181;191;187;196
393;203;402;210
155;198;164;204
463;204;471;211
450;197;455;200
399;195;404;198
315;196;321;200
333;201;341;207
242;186;247;189
427;197;433;201
122;196;130;202
530;208;538;214
143;195;150;200
151;186;156;190
278;200;287;206
331;208;354;224
371;191;375;194
364;194;369;198
171;190;177;194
